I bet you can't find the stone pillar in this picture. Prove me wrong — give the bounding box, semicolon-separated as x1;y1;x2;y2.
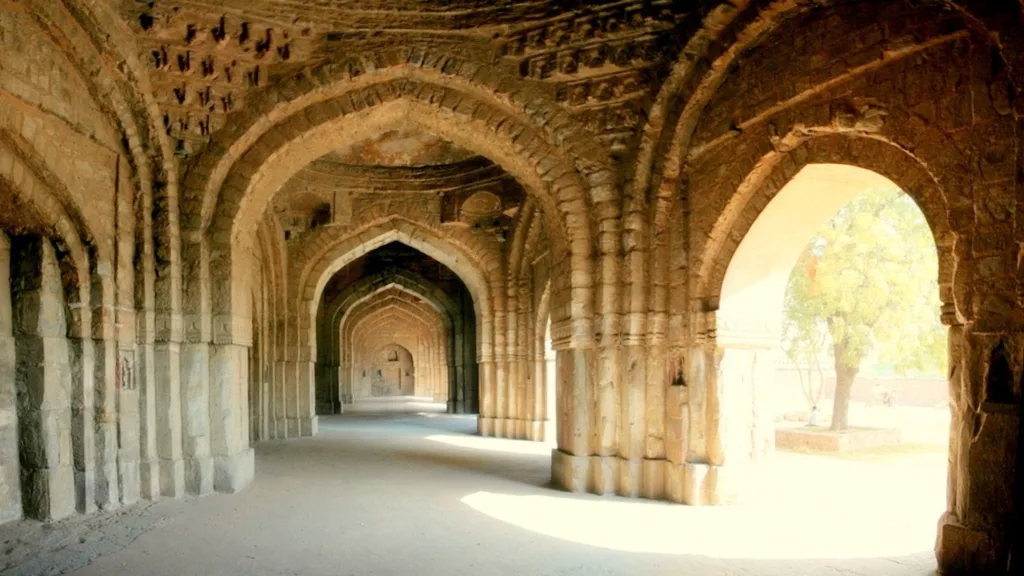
936;325;1020;573
136;338;159;500
617;341;646;497
530;354;544;441
209;344;254;493
288;358;317;437
591;342;620;494
477;359;495;435
551;346;593;492
285;360;299;437
339;363;352;405
0;232;22;523
152;341;185;496
93;322;120;510
505;299;519;439
516;298;530;440
505;349;519;438
700;329;776;505
116;349;141;506
181;342;213;494
11;237;75;521
271;360;288;438
299;360;316;436
68;312;96;513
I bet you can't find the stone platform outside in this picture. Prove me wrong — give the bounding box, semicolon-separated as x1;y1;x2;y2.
776;424;902;452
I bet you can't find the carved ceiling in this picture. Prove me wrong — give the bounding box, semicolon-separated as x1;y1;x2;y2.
272;152;525;243
126;0;705;159
332;131;478;167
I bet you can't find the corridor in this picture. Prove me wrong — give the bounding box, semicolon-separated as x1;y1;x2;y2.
0;399;938;576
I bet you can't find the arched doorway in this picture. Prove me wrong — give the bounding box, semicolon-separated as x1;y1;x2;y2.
715;163;948;554
362;344;415;398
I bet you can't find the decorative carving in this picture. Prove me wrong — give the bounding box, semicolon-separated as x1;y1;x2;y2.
118;350;136;391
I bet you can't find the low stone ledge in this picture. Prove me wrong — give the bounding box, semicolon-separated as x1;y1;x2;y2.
775;425;901;452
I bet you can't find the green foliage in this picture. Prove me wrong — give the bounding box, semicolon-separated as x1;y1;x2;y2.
783;187;947;385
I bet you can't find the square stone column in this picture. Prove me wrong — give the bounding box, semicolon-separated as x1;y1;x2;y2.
11;237;75;521
136;341;160;500
68;331;96;514
550;347;593;493
180;342;213;495
209;344;254;493
0;233;22;523
93;336;121;510
150;341;184;497
116;349;141;506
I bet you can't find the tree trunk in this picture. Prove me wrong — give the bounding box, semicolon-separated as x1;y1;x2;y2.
830;339;860;431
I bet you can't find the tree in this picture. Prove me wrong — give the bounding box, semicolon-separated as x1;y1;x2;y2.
782;187;946;431
781;250;828;418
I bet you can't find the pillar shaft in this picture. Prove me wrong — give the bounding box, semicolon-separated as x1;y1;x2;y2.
209;343;255;493
11;237;75;521
0;233;21;523
136;341;159;500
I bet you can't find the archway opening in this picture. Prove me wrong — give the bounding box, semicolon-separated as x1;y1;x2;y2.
362;344;416;398
315;241;478;416
543;317;557;443
716;163;948;559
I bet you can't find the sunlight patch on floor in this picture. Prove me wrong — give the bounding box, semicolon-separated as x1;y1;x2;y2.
461;489;938;560
462;447;945;561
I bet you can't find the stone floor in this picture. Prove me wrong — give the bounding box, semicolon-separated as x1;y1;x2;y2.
6;398;943;576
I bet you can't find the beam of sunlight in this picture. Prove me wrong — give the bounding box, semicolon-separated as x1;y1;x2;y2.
425;434;554;456
462;451;944;561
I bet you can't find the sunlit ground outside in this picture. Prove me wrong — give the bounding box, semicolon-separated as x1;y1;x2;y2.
452;405;945;561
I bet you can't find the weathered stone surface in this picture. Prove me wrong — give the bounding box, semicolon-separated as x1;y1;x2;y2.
0;2;1021;572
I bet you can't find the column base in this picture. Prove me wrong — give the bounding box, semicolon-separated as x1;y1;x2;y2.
300;416;317;437
525;420;552;442
74;470;97;514
477;417;494;436
663;461;741;505
23;466;76;521
214;449;255;494
286;417;318;438
118;460;140;506
480;417;538;440
549;454;742;505
138;460;160;501
551;449;588;492
935;513;1008;574
447;399;468;414
158;458;185;498
184;455;213;496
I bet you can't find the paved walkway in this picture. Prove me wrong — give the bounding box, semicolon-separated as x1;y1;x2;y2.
10;398;942;575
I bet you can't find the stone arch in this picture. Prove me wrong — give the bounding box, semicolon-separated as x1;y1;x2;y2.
189;60;613;348
0;128;103;520
364;343;416;398
694;134;955;318
334;282;454;405
259;217;493;438
295;218;492;360
343;293;448;402
627;0;1015;341
320;268;458;368
0;130;100;347
316;266;473;412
